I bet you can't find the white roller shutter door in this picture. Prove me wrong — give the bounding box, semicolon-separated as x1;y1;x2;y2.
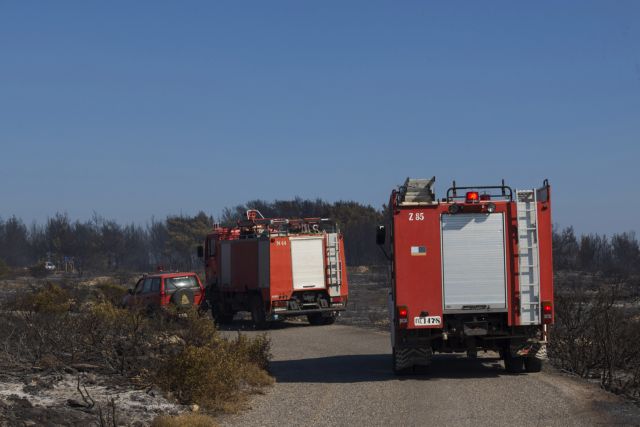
441;213;507;310
290;237;325;290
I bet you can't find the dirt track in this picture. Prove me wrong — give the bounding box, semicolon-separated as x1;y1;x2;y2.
220;322;640;427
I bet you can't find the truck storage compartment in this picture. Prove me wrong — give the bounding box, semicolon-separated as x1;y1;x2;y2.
290;237;326;290
441;212;507;311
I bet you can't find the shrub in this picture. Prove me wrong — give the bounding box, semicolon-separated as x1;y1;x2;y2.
19;283;73;314
0;258;10;278
154;314;273;411
95;282;128;306
550;285;640;399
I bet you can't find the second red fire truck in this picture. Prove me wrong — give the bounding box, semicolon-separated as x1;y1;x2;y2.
198;210;348;328
378;177;554;374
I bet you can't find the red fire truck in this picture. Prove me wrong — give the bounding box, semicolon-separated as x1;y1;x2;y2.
198;210;348;328
377;178;553;374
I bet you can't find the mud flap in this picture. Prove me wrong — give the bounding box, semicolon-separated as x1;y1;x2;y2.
513;342;547;360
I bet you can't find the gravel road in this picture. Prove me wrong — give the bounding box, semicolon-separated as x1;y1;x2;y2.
221;322;640;427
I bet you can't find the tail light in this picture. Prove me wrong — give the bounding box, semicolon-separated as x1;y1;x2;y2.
480;194;491;201
466;192;479;203
542;301;553;324
331;296;343;304
272;300;287;308
397;306;408;328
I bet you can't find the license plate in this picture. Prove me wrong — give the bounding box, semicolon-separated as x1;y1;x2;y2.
414;316;442;326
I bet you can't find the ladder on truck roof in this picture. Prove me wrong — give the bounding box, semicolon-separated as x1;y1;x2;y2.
397;177;436;206
325;233;342;296
516;190;541;325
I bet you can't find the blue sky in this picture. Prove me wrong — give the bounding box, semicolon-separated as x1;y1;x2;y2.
1;1;638;234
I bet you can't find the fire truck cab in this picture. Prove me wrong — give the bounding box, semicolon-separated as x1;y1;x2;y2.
199;210;348;328
378;177;553;374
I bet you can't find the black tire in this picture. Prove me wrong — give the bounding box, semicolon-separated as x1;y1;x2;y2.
171;289;194;308
322;314;336;325
503;353;524;373
524;357;543;373
307;312;336;326
307;313;324;326
250;295;268;330
211;303;234;325
392;347;409;375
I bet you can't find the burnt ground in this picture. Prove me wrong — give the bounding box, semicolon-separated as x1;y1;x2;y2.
0;275;188;426
2;269;639;425
337;266;390;330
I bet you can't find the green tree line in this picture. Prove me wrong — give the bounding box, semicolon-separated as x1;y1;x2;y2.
0;198;387;273
2;202;637;275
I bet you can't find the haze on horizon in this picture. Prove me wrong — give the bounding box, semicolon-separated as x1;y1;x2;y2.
1;1;639;235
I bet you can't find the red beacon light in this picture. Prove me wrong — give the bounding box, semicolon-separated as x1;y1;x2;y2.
465;191;479;203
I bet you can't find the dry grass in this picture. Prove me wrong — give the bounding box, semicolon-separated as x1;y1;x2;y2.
151;413;218;427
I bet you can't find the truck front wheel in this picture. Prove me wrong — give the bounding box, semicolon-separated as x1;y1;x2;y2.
250;296;268;330
211;303;234;325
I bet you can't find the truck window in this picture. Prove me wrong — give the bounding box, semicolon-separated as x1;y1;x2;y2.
165;276;199;291
151;278;161;293
142;278;153;293
208;238;216;257
134;279;144;294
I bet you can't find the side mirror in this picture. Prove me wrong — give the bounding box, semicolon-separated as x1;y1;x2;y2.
197;245;204;258
376;225;386;245
128;288;134;295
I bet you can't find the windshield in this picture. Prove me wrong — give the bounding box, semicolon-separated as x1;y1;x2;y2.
164;276;199;291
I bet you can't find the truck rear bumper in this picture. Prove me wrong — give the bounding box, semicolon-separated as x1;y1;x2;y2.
270;306;345;319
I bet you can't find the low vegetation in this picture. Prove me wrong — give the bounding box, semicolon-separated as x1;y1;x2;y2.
550;278;640;401
0;280;272;415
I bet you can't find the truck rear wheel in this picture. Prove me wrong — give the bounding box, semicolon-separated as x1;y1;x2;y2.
250;296;268;330
524;357;543;373
392;347;411;375
503;352;524;373
307;313;336;326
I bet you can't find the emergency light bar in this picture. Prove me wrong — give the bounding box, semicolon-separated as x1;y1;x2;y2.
446;180;513;202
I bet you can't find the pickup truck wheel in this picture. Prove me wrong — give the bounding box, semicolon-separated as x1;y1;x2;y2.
524;357;543;373
250;296;268;330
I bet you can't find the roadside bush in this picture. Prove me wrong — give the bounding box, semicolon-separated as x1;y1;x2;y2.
550;285;640;400
154;314;273;410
